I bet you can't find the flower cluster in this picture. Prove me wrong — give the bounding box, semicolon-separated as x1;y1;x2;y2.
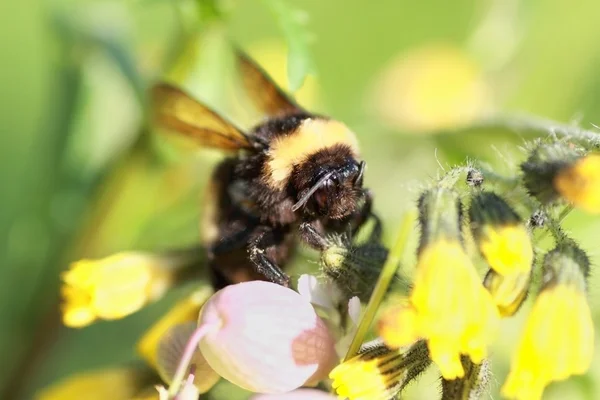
39;137;598;400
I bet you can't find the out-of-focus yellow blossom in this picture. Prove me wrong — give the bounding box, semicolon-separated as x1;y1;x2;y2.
501;285;593;400
377;299;419;348
379;239;499;380
137;286;213;369
330;340;430;400
36;368;149;400
554;153;600;213
502;243;593;400
61;252;175;328
370;44;491;132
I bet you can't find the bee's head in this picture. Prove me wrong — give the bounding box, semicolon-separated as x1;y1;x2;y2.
290;146;366;220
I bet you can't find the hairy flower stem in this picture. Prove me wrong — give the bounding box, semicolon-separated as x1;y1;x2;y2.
344;210;415;361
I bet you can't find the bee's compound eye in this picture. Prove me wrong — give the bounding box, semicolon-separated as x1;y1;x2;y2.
314;187;329;209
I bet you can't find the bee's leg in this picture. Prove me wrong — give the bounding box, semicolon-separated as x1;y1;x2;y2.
248;228;291;287
299;220;328;251
208;220;258;289
209;263;231;290
211;223;254;254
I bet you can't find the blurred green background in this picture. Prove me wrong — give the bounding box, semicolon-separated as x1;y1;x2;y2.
2;0;600;399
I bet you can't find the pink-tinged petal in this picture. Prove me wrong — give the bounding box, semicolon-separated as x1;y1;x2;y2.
250;388;337;399
198;281;337;394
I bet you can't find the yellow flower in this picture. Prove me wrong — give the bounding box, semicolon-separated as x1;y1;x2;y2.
137;286;213;369
554;153;600;213
35;368;148;400
501;284;594;400
478;225;533;276
61;252;174;328
369;44;491;132
469;192;533;276
483;269;530;317
379;239;499;380
330;340;430;400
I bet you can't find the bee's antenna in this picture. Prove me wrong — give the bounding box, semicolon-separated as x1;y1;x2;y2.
292;171;335;212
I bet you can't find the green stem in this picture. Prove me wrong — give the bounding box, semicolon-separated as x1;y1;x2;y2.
466;115;600;149
343;210;416;361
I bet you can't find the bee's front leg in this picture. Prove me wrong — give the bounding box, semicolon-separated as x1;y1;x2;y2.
248;227;291;287
299;220;328;251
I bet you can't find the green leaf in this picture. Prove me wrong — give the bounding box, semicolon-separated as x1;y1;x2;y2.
261;0;316;92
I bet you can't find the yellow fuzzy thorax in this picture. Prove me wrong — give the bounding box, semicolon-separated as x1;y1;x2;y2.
265;118;360;189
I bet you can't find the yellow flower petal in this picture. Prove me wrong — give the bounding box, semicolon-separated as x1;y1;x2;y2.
555;153;600;213
330;340;430;400
502;284;594;400
479;225;533;276
484;270;530;317
377;301;419;348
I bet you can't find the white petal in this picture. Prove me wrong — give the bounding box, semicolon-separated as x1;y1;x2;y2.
156;385;169;400
296;274;335;310
347;296;362;326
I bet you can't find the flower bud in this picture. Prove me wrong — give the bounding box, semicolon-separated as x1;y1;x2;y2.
441;357;490;400
469;192;533;276
197;281;337;394
320;234;405;302
554;153;600;213
469;192;533;317
520;143;583;205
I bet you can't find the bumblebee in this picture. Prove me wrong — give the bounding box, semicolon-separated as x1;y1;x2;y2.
152;50;375;288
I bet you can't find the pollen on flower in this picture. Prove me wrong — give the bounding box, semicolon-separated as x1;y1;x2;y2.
382;239;499;380
554;153;600;213
61;252;174;328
